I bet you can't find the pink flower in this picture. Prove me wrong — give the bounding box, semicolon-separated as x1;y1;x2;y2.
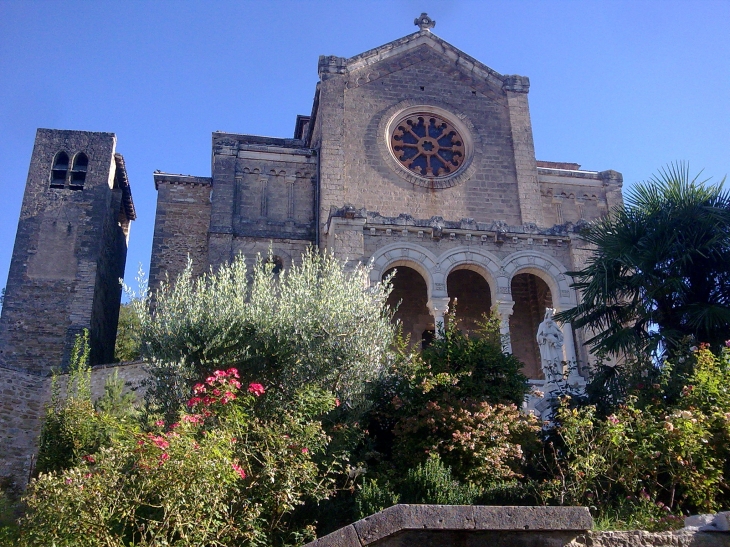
182;414;203;424
301;447;309;454
335;398;341;407
151;436;170;450
214;370;226;378
83;454;95;463
169;422;179;430
205;376;216;386
230;379;241;389
248;383;265;397
607;415;620;425
193;383;206;394
155;420;165;427
212;388;221;396
226;368;240;378
725;340;730;348
231;462;246;479
158;453;169;465
187;396;202;408
223;391;237;403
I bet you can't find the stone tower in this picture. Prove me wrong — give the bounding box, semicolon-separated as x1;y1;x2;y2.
0;129;135;373
0;129;135;486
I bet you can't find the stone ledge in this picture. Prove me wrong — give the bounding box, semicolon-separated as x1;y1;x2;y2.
307;505;592;547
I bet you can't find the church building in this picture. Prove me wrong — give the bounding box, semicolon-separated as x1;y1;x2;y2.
150;14;623;379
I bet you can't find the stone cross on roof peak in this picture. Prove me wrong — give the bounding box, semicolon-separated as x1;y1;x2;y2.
414;12;435;31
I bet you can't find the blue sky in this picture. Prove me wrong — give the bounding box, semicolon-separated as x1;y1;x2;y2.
1;0;729;297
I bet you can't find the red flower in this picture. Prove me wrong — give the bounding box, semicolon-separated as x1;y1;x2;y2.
231;462;246;479
248;383;265;397
187;396;202;408
82;454;95;463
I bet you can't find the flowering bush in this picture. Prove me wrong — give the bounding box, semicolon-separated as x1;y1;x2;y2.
19;368;343;547
394;398;539;484
540;342;730;528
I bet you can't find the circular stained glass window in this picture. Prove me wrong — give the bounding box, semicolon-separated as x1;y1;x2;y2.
390;113;465;178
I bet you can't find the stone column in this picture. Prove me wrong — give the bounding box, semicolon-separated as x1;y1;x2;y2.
495;300;515;354
427;297;451;337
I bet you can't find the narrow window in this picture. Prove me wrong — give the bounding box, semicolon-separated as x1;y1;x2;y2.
50;151;69;188
69;153;88;189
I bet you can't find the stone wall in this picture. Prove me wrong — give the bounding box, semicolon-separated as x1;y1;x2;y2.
305;505;729;547
149;174;212;292
320;40;526;228
0;360;146;490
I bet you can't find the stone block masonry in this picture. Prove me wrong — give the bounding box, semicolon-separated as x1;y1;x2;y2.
0;361;146;491
0;129;135;374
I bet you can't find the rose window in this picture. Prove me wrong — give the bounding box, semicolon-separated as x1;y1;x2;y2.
390;114;465;178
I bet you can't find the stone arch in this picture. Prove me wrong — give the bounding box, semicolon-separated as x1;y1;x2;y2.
502;250;576;311
502;251;579;379
369;243;438;299
382;263;433;347
437;247;501;306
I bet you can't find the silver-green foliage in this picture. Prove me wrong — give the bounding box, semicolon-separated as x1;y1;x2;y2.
134;249;395;411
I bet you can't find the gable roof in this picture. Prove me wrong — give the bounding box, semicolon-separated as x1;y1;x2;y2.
318;29;521;92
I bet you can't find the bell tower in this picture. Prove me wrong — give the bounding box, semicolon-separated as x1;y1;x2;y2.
0;129;135;374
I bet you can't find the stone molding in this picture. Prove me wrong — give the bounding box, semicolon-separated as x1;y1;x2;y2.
306;505;592;547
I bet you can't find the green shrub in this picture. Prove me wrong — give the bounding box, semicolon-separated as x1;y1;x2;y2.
20;368;343;547
355;479;400;519
134;250;395;419
399;454;480;505
35;332;107;475
114;301;142;362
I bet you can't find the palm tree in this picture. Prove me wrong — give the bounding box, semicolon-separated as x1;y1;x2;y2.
557;163;730;358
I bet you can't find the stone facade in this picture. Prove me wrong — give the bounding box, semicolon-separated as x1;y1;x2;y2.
0;129;136;487
148;24;623;390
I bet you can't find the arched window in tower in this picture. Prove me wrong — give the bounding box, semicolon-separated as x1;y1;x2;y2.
50;151;69;188
69;153;88;189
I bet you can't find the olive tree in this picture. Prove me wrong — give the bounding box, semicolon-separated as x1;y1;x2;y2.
133;249;395;416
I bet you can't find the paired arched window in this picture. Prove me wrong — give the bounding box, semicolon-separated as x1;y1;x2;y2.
50;151;87;190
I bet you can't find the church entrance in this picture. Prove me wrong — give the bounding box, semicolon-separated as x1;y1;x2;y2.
383;265;433;347
446;268;492;335
509;273;553;379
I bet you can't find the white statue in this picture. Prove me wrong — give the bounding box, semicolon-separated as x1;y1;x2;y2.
536;308;564;383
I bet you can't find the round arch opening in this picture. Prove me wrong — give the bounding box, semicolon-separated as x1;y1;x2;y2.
509;272;553;380
383;265;433;348
446;268;492;334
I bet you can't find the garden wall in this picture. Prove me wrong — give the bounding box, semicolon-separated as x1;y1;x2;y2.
0;361;146;490
305;505;729;547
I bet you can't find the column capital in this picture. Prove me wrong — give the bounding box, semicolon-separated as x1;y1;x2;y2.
427;296;451;316
494;299;515;316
